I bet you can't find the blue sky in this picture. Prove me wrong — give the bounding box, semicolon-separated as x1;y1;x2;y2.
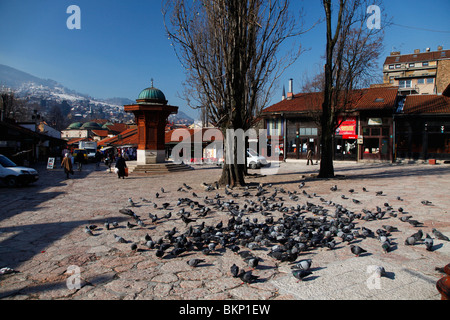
0;0;449;119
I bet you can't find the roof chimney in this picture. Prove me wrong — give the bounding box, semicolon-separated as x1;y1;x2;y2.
287;79;294;100
282;85;286;101
414;49;420;54
438;45;443;51
390;51;401;56
426;48;431;52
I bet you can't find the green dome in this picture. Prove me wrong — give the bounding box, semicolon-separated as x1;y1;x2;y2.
81;122;102;130
137;87;168;105
102;122;114;129
68;122;83;129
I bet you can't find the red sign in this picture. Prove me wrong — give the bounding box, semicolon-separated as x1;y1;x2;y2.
336;117;356;136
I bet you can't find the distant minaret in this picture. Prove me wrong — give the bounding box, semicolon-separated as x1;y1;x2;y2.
282;85;286;101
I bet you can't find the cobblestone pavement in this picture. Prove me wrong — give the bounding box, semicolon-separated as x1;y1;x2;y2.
0;160;449;300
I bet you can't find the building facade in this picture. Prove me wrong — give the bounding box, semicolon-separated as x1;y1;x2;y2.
383;46;450;95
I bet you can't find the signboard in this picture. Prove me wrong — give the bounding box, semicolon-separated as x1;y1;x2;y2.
336;117;356;137
47;157;55;170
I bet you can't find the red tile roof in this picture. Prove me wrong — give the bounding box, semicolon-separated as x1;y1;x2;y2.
263;92;324;114
91;129;109;138
97;128;138;146
354;86;399;110
165;128;224;144
262;86;398;114
403;95;450;114
384;50;450;65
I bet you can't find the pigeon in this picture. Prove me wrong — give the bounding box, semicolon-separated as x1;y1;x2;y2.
230;264;240;277
381;241;391;253
330;185;337;192
291;259;312;271
128;198;136;207
375;191;383;196
424;234;434;251
181;215;196;226
127;221;136;229
84;226;94;236
245;257;260;270
369;265;386;278
382;225;398;233
155;249;165;258
164;212;172;219
114;234;126;243
187;258;205;267
410;229;423;241
408;220;423;227
421;200;432;206
119;208;136;217
156;192;160;198
130;243;138;251
350;245;367;257
238;270;259;284
292;269;313;282
104;222;110;230
432;228;449;241
404;236;416;246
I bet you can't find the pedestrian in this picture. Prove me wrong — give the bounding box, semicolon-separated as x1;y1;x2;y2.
115;155;127;179
306;143;313;166
61;153;73;179
75;151;85;171
95;149;103;170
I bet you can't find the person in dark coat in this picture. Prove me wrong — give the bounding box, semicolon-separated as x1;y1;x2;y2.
115;155;127;179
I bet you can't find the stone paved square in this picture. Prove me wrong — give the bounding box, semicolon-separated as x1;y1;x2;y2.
0;160;449;300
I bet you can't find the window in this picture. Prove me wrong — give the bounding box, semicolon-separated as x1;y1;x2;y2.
395;64;401;69
409;63;415;68
389;65;394;70
427;78;434;84
399;80;412;88
417;78;425;84
422;61;429;67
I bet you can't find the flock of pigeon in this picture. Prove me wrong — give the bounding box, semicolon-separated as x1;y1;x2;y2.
84;181;449;285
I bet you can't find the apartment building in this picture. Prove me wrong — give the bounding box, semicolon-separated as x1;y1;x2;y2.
383;46;450;95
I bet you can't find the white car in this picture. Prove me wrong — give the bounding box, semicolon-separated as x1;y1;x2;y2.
0;154;39;187
247;149;268;169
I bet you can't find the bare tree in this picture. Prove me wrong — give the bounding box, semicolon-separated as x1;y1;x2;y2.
319;0;387;178
163;0;307;186
0;89;33;122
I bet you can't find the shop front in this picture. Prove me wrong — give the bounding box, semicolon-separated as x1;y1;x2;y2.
359;116;393;162
335;116;358;161
286;118;320;160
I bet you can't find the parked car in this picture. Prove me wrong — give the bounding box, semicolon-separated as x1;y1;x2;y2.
0;154;39;187
217;149;268;169
73;149;88;162
247;149;268;169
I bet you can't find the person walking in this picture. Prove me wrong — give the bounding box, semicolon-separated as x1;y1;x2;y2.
306;143;314;166
75;151;85;171
61;153;73;179
95;149;103;170
115;155;127;179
